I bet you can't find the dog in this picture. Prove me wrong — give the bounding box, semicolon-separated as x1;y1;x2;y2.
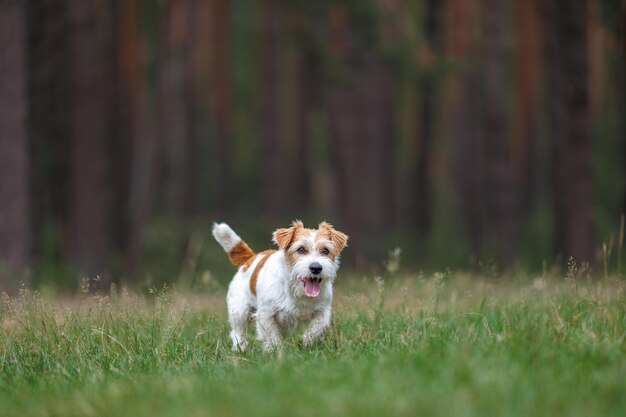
212;220;348;351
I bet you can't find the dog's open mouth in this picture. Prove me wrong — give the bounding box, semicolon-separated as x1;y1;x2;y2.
301;277;322;298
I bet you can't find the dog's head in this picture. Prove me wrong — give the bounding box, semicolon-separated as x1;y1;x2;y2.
273;220;348;298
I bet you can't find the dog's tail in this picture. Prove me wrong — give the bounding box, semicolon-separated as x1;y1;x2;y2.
212;223;255;268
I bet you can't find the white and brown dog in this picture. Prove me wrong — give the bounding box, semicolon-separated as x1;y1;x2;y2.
212;220;348;351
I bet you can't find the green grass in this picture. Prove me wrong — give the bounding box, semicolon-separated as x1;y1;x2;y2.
1;274;625;417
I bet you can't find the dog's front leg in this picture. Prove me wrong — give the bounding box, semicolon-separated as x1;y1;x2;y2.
302;309;331;346
256;312;283;351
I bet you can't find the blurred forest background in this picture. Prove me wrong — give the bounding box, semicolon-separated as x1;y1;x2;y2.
0;0;625;293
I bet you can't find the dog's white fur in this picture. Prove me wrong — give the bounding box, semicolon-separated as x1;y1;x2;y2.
212;223;241;252
212;221;347;352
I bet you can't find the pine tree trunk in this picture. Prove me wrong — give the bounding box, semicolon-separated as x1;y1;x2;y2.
447;0;484;257
119;0;158;281
415;0;442;236
294;49;313;211
481;0;518;269
182;0;198;219
622;3;626;217
28;0;72;280
0;0;31;290
209;0;234;214
545;0;593;264
259;0;284;219
66;0;109;287
107;0;132;265
513;0;541;217
157;0;196;219
328;5;396;264
290;7;315;213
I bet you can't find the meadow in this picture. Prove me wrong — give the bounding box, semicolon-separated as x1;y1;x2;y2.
1;271;625;417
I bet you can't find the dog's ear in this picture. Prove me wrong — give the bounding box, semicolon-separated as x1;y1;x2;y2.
319;222;349;253
273;220;303;250
331;229;348;253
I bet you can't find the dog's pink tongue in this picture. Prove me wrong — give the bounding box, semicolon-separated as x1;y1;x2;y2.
304;279;321;297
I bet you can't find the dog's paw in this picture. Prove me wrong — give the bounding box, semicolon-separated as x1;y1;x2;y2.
230;332;248;352
262;339;282;353
302;332;323;347
231;340;248;353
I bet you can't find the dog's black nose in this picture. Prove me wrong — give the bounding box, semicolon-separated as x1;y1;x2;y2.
309;262;323;275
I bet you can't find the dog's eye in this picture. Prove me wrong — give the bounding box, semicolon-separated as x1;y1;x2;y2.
297;247;307;254
320;248;330;256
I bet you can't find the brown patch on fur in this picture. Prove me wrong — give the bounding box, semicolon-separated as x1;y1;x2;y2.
318;222;348;253
242;249;273;272
314;240;338;261
249;250;276;295
241;255;255;272
283;227;316;264
272;220;304;250
228;240;255;267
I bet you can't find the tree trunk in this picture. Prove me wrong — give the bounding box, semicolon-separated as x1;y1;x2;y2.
119;0;159;282
182;0;198;219
107;0;132;267
291;7;316;213
415;0;443;236
447;0;484;258
513;0;542;217
66;0;109;287
622;3;626;218
209;0;234;215
480;0;518;269
327;5;396;265
27;0;71;282
259;0;284;220
157;0;196;219
0;0;31;290
288;4;325;215
293;49;313;211
545;0;593;265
